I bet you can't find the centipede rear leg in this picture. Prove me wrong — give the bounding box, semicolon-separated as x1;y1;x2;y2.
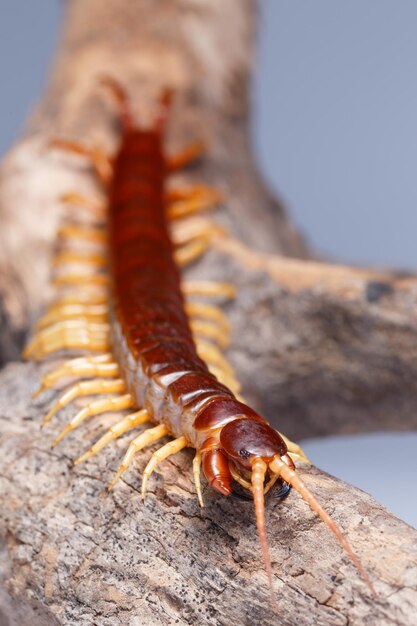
49;139;113;184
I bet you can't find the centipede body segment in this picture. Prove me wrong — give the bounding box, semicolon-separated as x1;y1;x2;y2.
25;78;375;600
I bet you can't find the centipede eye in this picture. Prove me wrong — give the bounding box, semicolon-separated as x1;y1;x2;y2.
239;449;251;460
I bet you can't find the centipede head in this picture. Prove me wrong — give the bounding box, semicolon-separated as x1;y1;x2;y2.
202;416;375;602
220;418;294;602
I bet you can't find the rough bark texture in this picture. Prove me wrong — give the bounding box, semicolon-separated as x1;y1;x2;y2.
1;1;417;625
1;363;417;626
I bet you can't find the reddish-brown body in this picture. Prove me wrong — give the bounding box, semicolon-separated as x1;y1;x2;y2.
108;125;284;493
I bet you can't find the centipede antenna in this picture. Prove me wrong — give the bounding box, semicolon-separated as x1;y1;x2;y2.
270;457;376;595
99;75;133;132
251;458;276;607
154;88;174;133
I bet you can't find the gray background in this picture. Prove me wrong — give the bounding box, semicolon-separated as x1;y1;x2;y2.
0;1;416;526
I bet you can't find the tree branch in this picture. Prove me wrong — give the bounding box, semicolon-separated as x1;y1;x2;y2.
1;1;417;624
1;362;416;626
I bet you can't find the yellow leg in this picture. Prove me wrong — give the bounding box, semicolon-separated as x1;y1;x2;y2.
263;473;280;495
52;251;107;269
52;273;109;288
183;281;236;299
195;339;235;376
279;433;311;465
57;224;106;244
167;141;205;172
33;355;119;398
229;462;252;491
36;303;109;330
50;292;108;308
60;192;105;217
141;436;188;499
75;409;150;465
49;139;113;184
24;329;109;360
52;393;134;447
167;184;219;203
190;319;230;349
31;332;109;360
193;451;204;507
167;186;223;220
228;466;279;496
185;302;230;334
42;378;126;426
24;320;109;359
108;424;168;490
171;217;225;247
47;300;109;315
174;237;210;267
206;364;240;396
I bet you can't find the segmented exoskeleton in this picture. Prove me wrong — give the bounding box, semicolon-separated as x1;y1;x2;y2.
25;79;375;599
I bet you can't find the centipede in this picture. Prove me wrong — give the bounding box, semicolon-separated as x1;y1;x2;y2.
24;78;375;601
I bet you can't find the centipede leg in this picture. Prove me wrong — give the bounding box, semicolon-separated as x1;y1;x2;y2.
49;139;113;185
57;224;107;245
229;461;252;491
24;320;110;359
183;281;236;299
279;434;311;465
172;214;225;240
108;424;168;490
50;292;108;308
42;378;126;426
53;273;109;289
36;303;109;330
207;364;241;396
75;409;150;464
174;236;211;267
167;141;205;172
33;354;118;398
195;339;235;375
53;251;107;270
167;185;223;220
52;393;135;447
185;302;230;334
60;192;105;218
190;319;230;348
25;330;110;360
192;451;204;507
141;436;188;499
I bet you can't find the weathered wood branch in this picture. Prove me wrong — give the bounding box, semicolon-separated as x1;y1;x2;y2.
0;0;307;365
1;362;416;626
1;1;417;624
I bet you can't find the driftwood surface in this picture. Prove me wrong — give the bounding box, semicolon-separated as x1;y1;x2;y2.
1;1;417;625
